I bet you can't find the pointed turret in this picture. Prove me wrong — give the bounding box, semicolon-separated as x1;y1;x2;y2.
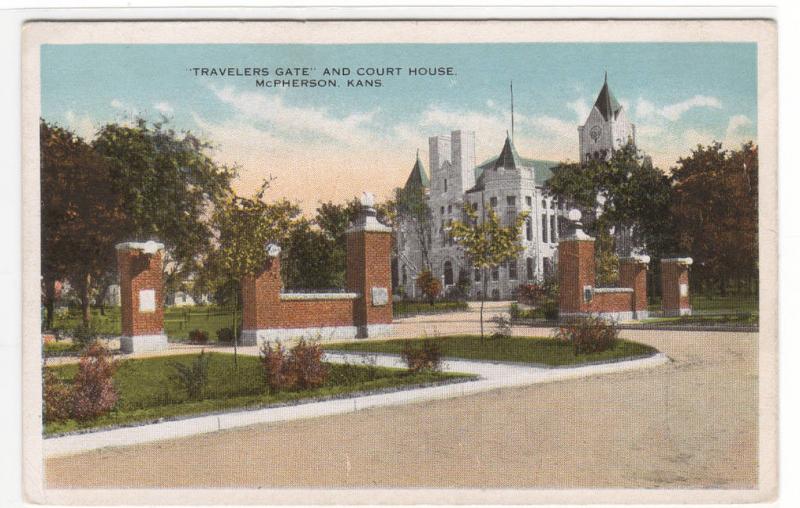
403;149;430;191
593;71;622;121
493;131;522;171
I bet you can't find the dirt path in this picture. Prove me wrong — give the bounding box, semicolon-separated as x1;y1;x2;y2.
45;327;758;489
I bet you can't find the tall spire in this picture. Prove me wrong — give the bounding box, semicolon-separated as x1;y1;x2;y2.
594;71;621;121
510;80;515;142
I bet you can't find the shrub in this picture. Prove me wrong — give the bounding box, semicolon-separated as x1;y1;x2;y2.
70;342;118;421
216;327;233;343
188;329;209;344
554;316;619;355
70;322;99;349
169;350;210;401
286;339;328;390
416;270;442;306
400;340;442;373
42;369;72;423
490;314;513;339
259;342;294;393
542;299;559;320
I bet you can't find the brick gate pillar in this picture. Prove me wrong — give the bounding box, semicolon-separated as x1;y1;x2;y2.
241;244;283;346
619;255;650;319
116;241;168;353
346;192;393;338
557;210;596;318
661;257;693;316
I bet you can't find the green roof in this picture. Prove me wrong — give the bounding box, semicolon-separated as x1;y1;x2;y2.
467;136;558;192
404;152;430;190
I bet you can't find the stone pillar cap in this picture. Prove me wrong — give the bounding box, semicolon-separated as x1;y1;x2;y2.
266;243;282;257
622;254;651;264
661;257;693;265
346;190;392;234
559;208;595;242
116;241;164;254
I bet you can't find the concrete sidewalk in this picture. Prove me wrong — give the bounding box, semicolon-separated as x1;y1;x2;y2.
43;350;668;458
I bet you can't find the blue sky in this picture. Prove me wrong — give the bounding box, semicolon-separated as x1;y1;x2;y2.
42;43;757;211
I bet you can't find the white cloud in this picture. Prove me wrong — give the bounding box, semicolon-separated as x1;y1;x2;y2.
110;99;129;110
634;95;722;122
725;114;751;138
154;101;174;114
486;99;496;108
659;95;722;121
566;97;590;124
210;85;379;147
64;110;96;140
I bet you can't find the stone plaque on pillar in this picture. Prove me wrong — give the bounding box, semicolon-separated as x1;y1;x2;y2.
371;287;389;306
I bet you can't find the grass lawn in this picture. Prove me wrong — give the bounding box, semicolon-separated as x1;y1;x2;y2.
647;294;758;314
43;341;82;355
44;352;471;435
324;335;658;366
51;305;241;341
641;314;758;326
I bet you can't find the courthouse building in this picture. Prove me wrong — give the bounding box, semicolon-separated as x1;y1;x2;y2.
395;74;637;300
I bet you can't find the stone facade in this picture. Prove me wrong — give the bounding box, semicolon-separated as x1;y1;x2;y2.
116;241;168;352
242;195;393;346
397;131;564;301
396;75;639;301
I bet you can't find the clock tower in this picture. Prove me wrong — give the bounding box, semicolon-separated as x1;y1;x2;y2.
578;73;636;164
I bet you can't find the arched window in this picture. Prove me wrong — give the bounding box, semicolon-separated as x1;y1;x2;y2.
402;265;407;286
443;261;454;286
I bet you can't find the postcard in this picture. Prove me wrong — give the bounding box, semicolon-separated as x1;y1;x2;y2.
20;19;777;504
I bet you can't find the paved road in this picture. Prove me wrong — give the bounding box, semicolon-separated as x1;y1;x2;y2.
45;320;758;489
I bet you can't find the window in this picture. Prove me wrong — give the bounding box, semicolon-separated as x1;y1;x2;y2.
525;217;532;241
526;196;532;207
542;199;547;209
526;258;534;280
489;196;498;208
447;205;452;214
444;179;448;192
474;267;481;282
508;260;518;280
506;210;516;227
550;215;557;242
444;261;454;286
440;206;445;215
542;214;549;243
506;195;516;206
402;265;407;285
491;265;499;281
544;257;554;278
491;289;500;300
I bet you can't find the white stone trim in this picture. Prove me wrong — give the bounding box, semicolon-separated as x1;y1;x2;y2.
560;311;635;322
115;241;164;254
119;334;168;353
240;326;359;346
345;215;392;233
559;229;594;241
664;308;693;317
279;292;359;301
661;257;693;265
621;254;651;264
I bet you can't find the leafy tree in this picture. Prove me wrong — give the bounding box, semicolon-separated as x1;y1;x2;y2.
449;205;528;341
40;120;126;327
92;119;235;293
201;182;300;365
394;185;433;272
545;143;674;261
416;270;442;306
670;142;758;295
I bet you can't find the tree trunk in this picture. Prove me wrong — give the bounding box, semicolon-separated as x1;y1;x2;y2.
43;276;55;331
80;273;92;326
232;288;239;369
480;268;488;342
